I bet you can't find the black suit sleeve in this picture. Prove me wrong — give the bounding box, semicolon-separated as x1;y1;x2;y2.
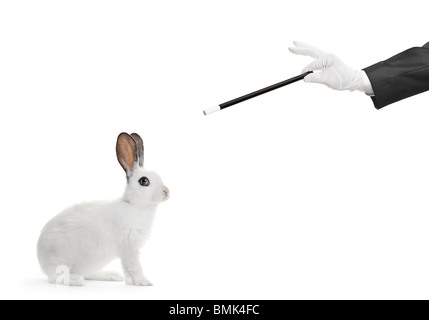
363;42;429;109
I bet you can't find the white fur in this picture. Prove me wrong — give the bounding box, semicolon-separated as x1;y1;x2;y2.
37;163;169;287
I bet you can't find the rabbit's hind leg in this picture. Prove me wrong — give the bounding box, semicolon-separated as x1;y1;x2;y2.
48;273;85;287
85;271;124;282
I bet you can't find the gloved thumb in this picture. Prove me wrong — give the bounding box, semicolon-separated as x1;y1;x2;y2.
302;58;326;73
304;72;323;84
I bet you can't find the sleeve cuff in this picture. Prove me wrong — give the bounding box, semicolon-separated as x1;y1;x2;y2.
361;70;375;96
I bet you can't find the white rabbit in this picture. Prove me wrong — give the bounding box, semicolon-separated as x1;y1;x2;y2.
37;133;169;286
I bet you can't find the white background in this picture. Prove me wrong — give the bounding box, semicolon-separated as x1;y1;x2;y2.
0;0;428;300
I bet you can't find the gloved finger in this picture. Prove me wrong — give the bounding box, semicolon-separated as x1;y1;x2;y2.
289;47;319;59
293;41;320;51
303;72;324;84
302;58;327;73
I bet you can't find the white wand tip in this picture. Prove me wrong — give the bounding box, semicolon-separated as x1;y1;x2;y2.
203;105;221;116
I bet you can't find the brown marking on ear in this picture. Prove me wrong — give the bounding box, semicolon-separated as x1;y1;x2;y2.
116;133;137;178
130;133;144;167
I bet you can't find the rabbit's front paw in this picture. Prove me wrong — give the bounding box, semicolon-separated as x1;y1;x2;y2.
126;277;153;286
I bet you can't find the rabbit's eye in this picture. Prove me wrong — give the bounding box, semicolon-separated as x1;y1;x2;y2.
138;177;150;187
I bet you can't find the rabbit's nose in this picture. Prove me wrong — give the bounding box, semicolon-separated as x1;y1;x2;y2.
163;187;170;196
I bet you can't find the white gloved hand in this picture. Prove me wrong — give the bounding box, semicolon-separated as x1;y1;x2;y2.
289;41;369;92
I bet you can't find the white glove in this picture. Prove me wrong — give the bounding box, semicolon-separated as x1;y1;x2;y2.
289;41;373;94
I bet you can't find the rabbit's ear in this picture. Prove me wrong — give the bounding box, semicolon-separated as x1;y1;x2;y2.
130;133;144;167
116;133;138;178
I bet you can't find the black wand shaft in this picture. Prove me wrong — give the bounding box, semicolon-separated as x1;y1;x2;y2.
203;71;312;115
220;71;313;110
